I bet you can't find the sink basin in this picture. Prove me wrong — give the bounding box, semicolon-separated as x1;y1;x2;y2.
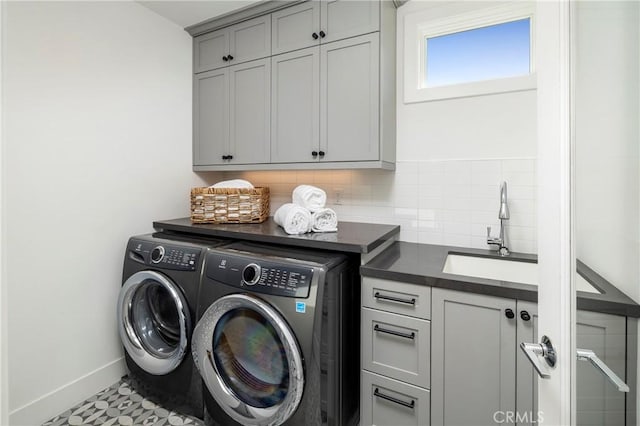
442;254;601;294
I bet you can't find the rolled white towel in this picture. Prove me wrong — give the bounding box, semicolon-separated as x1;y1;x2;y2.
274;203;312;235
209;179;254;189
292;185;326;212
311;208;338;233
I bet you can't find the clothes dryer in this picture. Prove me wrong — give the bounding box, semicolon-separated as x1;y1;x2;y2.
117;233;227;418
192;241;360;426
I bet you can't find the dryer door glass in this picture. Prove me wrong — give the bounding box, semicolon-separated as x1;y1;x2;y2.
118;270;190;375
193;294;304;426
213;307;289;408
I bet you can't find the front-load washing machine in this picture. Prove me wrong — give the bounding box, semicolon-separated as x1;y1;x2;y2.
192;241;360;426
117;233;228;418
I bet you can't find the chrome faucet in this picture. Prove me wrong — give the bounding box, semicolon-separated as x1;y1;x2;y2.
487;181;510;256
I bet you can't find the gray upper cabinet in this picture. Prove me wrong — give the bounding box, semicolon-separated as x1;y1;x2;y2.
271;47;320;163
320;0;380;43
194;59;270;166
271;1;320;55
272;33;379;164
194;68;228;165
431;288;517;426
320;33;379;162
194;15;271;73
194;30;229;73
191;0;396;171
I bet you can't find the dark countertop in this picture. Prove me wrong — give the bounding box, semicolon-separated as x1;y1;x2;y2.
361;241;640;318
153;217;400;254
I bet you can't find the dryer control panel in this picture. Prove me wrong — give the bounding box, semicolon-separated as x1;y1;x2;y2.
206;252;315;298
129;239;201;271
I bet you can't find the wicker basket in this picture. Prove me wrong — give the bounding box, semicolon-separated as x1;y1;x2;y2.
190;186;270;224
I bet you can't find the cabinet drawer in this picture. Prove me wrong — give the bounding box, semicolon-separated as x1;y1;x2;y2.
362;277;431;319
361;370;430;426
362;308;430;389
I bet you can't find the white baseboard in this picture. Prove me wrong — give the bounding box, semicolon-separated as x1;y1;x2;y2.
9;357;125;426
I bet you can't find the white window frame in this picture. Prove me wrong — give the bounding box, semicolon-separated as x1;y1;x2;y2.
403;2;536;103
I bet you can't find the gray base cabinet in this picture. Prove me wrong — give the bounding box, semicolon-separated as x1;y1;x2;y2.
431;289;516;426
432;288;631;426
516;302;627;426
361;278;431;426
362;371;430;426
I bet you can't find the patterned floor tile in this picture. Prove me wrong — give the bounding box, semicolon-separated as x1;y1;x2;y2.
42;377;204;426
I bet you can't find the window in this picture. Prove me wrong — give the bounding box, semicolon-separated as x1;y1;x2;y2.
404;3;536;103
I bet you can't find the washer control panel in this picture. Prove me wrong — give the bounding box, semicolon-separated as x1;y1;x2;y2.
130;239;201;271
207;252;315;298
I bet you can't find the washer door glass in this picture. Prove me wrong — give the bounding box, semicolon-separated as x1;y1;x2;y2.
214;307;289;408
193;294;304;426
118;270;190;375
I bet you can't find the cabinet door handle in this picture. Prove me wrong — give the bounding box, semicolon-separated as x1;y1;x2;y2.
577;348;629;392
227;155;233;160
227;54;234;61
312;32;319;40
505;308;515;319
312;151;318;157
374;324;415;340
374;388;415;409
222;55;229;62
374;292;416;305
319;30;326;38
520;310;531;321
318;150;325;157
222;155;228;160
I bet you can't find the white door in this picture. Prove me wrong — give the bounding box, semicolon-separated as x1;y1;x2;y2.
534;1;638;424
533;2;573;423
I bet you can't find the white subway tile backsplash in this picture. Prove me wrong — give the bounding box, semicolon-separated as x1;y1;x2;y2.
218;158;537;254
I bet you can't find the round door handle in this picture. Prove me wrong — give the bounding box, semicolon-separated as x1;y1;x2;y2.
520;310;531;321
505;308;515;319
222;55;228;62
318;150;325;157
227;55;234;61
312;32;319;40
319;30;326;38
311;151;318;157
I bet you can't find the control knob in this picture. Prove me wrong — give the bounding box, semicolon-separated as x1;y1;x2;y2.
242;263;261;286
151;246;165;263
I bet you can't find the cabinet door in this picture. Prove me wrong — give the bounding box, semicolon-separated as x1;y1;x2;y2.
194;29;229;73
431;288;517;426
228;15;271;65
271;47;320;163
515;301;539;426
362;371;430;426
272;1;320;55
575;311;626;426
516;304;626;426
320;33;379;162
229;58;270;164
194;69;228;166
320;0;380;44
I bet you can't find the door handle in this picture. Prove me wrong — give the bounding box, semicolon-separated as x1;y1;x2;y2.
577;348;629;392
520;335;556;379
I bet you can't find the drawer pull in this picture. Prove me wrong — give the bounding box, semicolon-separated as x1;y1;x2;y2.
374;324;415;340
374;292;416;305
374;388;415;409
